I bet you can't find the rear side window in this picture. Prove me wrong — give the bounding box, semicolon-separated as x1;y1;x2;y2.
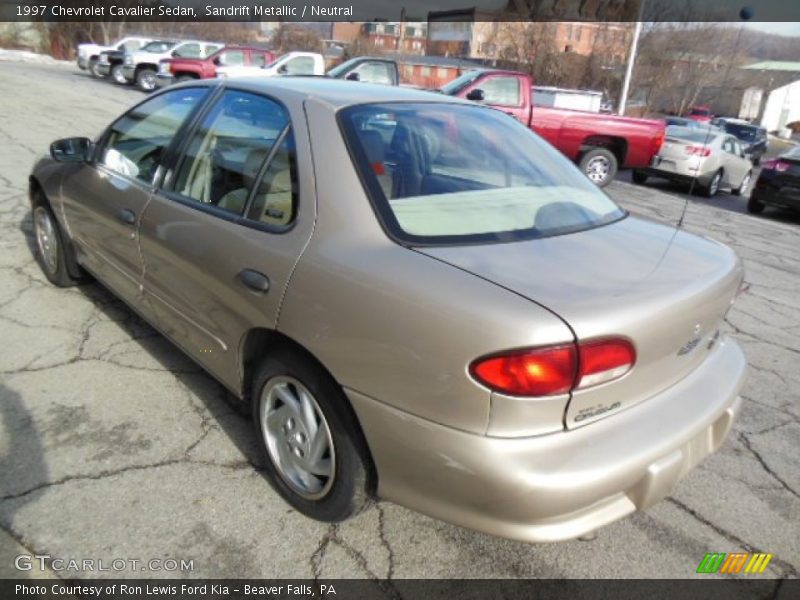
340;103;624;245
171;90;292;220
220;50;245;66
175;43;201;58
100;88;207;183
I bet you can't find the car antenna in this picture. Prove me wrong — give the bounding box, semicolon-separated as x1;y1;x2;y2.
678;7;753;229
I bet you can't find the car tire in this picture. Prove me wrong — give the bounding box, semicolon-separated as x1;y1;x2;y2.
88;58;102;78
135;68;157;92
252;348;374;522
747;195;765;214
579;147;617;187
701;169;723;197
632;170;648;185
753;155;761;167
732;171;752;196
111;64;127;85
31;200;87;287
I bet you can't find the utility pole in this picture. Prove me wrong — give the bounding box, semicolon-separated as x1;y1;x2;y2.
618;20;642;116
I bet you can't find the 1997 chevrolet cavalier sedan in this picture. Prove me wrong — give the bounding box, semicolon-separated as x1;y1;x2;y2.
29;78;746;542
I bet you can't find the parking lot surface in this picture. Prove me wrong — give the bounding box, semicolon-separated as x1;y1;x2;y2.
0;60;798;580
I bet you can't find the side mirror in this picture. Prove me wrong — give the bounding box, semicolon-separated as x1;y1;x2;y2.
345;71;360;81
466;88;485;102
50;137;92;162
213;56;222;66
277;64;288;74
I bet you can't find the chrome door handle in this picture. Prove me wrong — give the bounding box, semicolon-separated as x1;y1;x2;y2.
238;269;270;293
118;208;136;225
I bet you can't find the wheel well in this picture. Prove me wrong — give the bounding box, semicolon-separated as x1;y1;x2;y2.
174;72;200;79
239;327;378;495
581;135;627;165
136;63;158;74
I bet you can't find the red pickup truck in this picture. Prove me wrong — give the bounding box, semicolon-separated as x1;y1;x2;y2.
441;69;665;187
156;46;275;88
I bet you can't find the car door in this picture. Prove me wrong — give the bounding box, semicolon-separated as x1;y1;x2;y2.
463;74;528;124
60;87;209;304
352;61;396;85
721;136;748;186
137;89;315;392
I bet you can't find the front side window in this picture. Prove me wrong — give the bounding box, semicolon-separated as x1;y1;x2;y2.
479;76;521;106
142;41;175;53
100;88;207;183
357;62;393;84
171;91;291;218
285;56;315;75
340;103;625;245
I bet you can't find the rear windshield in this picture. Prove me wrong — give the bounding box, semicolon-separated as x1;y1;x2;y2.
339;103;625;245
722;122;761;141
666;126;719;144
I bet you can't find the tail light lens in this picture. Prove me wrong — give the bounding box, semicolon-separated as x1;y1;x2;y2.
577;339;636;389
470;338;635;397
685;145;712;157
762;159;790;172
470;345;577;397
652;129;665;155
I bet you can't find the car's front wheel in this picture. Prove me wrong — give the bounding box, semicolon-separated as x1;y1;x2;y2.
252;349;374;522
579;147;617;187
111;64;127;85
135;68;157;92
32;202;85;287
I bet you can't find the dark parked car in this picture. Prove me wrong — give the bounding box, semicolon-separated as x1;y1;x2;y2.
711;117;768;165
748;145;800;215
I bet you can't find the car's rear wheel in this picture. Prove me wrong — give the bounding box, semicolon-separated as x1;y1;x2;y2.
732;171;752;196
111;64;127;85
135;68;157;92
88;58;102;78
579;147;617;187
632;170;648;185
747;195;766;214
701;169;723;197
252;349;374;522
32;203;85;287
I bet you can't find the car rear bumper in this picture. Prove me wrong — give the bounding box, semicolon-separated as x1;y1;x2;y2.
155;74;174;88
641;161;714;186
347;336;746;542
751;186;800;211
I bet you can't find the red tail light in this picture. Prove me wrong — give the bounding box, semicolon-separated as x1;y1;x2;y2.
470;345;577;396
470;338;635;397
685;145;712;157
577;338;636;389
652;129;665;156
762;159;790;172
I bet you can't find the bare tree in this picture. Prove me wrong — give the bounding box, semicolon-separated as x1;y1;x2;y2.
270;24;323;54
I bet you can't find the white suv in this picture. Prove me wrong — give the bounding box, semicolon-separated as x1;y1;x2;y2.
76;36;151;77
121;40;222;91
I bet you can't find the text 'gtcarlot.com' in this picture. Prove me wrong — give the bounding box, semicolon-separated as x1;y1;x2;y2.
14;554;194;572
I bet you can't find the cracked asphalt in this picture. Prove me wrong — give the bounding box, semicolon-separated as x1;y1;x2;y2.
0;59;798;581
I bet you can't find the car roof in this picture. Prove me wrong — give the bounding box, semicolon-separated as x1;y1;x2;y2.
220;77;470;110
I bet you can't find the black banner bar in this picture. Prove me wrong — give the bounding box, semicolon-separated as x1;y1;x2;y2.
1;0;800;23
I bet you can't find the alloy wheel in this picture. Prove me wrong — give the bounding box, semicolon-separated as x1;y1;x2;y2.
139;71;156;91
33;206;58;275
259;376;335;500
112;65;126;84
585;156;610;184
709;172;721;196
739;173;750;195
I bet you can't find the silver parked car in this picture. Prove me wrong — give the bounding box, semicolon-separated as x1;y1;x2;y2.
633;126;753;197
29;79;746;542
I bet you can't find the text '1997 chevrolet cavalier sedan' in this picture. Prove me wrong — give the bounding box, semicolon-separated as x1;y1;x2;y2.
29;78;747;542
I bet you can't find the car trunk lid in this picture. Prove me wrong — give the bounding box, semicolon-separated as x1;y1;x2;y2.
417;216;743;429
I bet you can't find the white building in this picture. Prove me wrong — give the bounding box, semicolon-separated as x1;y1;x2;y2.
760;79;800;132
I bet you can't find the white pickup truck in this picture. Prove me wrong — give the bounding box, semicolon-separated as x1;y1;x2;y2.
217;51;325;78
76;36;151;78
122;40;222;91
